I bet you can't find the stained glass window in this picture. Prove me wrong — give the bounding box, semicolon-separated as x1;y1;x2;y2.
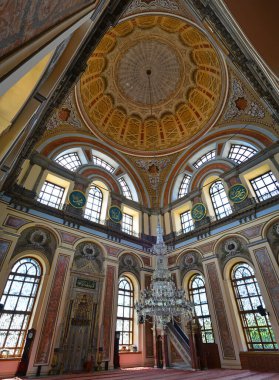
55;152;82;172
116;277;134;348
210;180;232;219
38;181;65;209
193;150;216;169
250;171;279;202
0;258;42;357
84;185;103;223
178;174;191;198
231;263;278;351
228;144;257;164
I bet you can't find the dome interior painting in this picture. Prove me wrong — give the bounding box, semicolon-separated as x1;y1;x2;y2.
78;15;226;156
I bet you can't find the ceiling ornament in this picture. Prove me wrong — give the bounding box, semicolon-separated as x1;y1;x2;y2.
136;158;170;190
127;0;179;12
78;15;226;156
46;93;82;130
224;78;265;120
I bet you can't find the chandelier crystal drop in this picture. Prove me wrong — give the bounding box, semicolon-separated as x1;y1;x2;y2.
135;219;194;328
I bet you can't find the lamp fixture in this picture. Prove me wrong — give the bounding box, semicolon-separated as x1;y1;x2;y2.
134;69;194;329
135;219;194;328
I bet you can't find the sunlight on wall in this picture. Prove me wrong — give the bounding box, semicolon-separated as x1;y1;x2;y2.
0;52;53;135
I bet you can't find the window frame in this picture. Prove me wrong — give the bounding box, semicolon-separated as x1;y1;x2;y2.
55;152;82;172
92;155;115;173
0;257;42;357
193;150;216;169
188;274;215;344
118;177;133;200
250;171;279;202
116;276;134;348
122;213;134;235
84;185;103;223
228;144;257;164
209;180;232;220
180;210;194;233
230;262;278;351
178;174;191;198
37;180;65;209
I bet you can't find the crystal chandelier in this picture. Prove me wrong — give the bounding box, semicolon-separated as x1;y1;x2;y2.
135;219;194;329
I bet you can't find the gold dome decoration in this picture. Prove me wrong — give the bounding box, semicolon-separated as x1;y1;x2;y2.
77;16;226;156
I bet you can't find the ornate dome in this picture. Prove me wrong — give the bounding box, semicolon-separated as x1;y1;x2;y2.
77;15;227;156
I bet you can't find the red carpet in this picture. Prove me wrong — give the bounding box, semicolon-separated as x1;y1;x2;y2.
3;368;279;380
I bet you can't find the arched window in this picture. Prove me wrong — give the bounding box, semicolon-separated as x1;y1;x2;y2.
55;152;82;171
116;277;134;348
228;144;257;164
210;180;232;219
178;174;191;198
231;263;278;351
193;149;216;169
0;257;42;357
84;185;103;223
188;274;214;343
118;177;133;200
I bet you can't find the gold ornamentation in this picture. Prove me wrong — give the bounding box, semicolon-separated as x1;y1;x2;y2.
78;16;225;156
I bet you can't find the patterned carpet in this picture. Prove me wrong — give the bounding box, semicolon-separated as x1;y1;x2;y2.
5;367;279;380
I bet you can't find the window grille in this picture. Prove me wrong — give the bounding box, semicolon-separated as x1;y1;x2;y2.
0;258;42;357
84;185;103;223
55;152;81;172
178;174;191;198
116;277;134;347
38;181;65;209
228;144;257;164
210;180;232;219
193;150;216;169
250;171;279;202
231;263;278;351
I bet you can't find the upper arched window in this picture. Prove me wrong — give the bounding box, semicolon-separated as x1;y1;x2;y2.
55;152;82;171
231;263;277;351
84;185;103;223
193;150;216;169
92;155;115;173
118;177;133;200
0;258;42;357
188;274;214;343
116;276;134;348
228;144;257;164
209;180;232;219
178;174;191;198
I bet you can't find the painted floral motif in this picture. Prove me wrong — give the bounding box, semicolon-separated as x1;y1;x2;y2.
224;78;265;120
46;93;81;130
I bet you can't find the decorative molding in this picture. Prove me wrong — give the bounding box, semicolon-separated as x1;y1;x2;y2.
206;262;236;360
46;93;82;131
198;241;216;255
73;241;104;274
224;78;265;120
119;253;141;279
168;255;177;266
142;256;151;267
241;224;263;239
254;247;279;324
102;265;116;360
57;230;80;245
4;215;30;229
35;254;70;364
126;0;179;13
136;158;170;191
103;244;123;257
13;227;57;265
0;239;12;270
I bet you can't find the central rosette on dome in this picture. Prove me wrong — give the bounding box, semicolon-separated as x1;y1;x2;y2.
77;15;226;156
116;39;181;107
